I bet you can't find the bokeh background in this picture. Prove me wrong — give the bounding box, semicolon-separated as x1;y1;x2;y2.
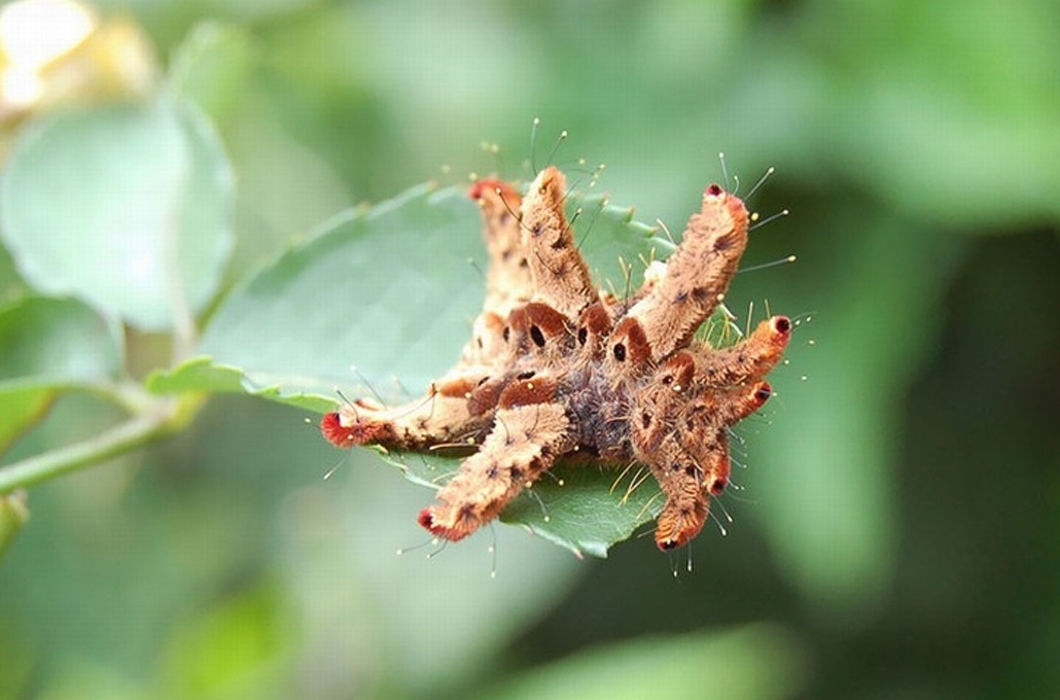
1;0;1058;698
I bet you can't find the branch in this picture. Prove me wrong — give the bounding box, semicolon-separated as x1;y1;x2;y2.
0;396;201;493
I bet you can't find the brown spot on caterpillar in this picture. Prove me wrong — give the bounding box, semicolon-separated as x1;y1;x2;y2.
525;302;570;336
580;301;611;333
437;376;482;398
610;317;652;369
530;325;546;347
467;379;504;416
498;375;558;409
574;301;612;356
659;351;695;389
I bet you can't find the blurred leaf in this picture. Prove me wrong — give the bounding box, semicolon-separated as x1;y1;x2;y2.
170;22;257;127
36;658;145;700
0;490;29;560
804;0;1060;227
0;297;123;383
281;451;585;696
830;80;1060;228
0;387;52;458
0;617;35;697
484;624;804;700
0;98;234;330
0;244;25;305
222;108;353;283
749;211;963;618
0;296;123;454
153;182;675;555
158;583;292;700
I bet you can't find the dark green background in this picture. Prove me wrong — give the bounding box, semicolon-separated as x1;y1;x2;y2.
1;1;1058;698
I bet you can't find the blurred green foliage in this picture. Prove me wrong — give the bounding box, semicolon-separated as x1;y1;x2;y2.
0;0;1057;698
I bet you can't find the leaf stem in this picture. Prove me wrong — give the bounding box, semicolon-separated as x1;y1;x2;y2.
0;395;202;493
79;379;159;415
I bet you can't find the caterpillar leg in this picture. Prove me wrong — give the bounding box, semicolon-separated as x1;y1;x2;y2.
694;315;791;386
417;402;573;541
519;167;596;318
320;372;492;451
621;184;750;362
635;429;719;550
468;178;534;317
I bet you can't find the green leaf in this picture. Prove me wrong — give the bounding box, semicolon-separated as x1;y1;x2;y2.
483;624;805;700
0;388;52;458
0;296;123;455
0;297;123;384
500;463;663;559
377;449;662;559
200;185;481;398
170;22;257;127
145;357;336;414
154;182;698;555
0;98;234;330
